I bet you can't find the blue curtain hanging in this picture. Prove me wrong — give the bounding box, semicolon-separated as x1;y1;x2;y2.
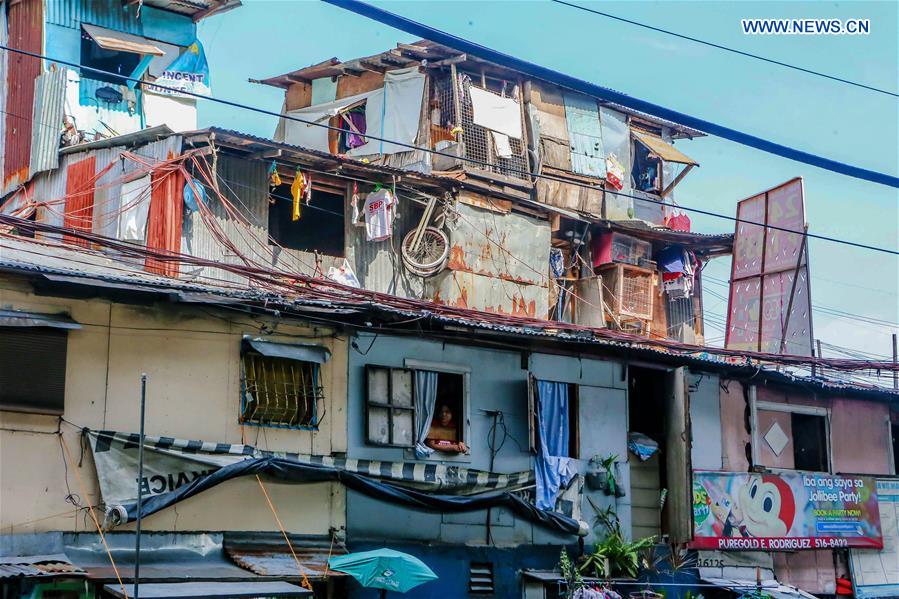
414;370;439;458
535;380;573;510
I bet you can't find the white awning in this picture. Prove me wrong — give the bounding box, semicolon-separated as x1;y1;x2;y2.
82;24;165;56
703;577;818;599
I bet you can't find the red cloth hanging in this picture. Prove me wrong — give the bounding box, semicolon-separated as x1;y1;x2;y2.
144;161;184;278
62;156;97;247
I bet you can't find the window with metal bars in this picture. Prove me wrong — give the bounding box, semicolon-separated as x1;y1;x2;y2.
240;351;322;429
432;74;528;181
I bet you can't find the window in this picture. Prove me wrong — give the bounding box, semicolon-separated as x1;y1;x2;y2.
366;367;414;447
0;327;68;414
240;339;328;429
268;184;345;256
365;364;467;451
527;378;579;458
792;412;829;472
754;398;830;472
632;137;662;193
80;27;143;86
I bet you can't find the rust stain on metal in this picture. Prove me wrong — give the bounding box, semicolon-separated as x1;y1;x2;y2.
3;0;43;193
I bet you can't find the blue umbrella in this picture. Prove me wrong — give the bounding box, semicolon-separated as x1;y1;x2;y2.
328;548;437;596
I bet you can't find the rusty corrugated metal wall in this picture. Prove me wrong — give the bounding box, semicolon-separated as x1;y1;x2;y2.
0;2;8;186
426;200;550;317
3;0;43;195
91;146;127;239
345;187;424;299
29;68;66;178
62;155;97;248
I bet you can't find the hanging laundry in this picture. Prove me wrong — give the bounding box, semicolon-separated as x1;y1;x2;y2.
605;153;625;191
363;188;396;241
657;245;686;274
351;182;364;227
327;259;361;288
665;211;691;232
290;169;306;221
344;110;367;149
268;161;281;187
490;131;514;158
549;248;565;279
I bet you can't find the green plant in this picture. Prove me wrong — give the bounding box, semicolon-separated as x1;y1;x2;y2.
581;497;656;579
596;454;619;496
644;543;697;576
559;548;585;590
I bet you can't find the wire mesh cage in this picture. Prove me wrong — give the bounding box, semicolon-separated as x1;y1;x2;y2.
598;263;654;322
432;73;529;180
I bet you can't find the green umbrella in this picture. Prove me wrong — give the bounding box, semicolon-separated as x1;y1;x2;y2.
328;548;438;597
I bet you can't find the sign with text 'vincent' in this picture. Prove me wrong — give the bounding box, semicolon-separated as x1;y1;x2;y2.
726;178;813;355
691;471;883;550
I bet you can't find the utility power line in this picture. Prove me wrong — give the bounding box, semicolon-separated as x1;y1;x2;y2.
550;0;899;98
1;43;898;257
322;0;899;189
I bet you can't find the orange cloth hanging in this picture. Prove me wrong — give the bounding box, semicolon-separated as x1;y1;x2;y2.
144;161;184;278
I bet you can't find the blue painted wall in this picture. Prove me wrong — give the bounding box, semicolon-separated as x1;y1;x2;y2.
345;333;631;549
345;540;574;599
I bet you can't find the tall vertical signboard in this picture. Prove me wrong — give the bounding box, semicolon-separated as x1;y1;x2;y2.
725;178;813;355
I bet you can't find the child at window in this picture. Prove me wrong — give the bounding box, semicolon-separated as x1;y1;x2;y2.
426;404;468;454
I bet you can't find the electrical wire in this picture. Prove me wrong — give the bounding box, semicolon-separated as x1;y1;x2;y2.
322;0;899;189
1;44;899;256
550;0;898;98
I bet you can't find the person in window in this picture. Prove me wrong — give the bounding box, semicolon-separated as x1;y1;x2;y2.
426;404;468;454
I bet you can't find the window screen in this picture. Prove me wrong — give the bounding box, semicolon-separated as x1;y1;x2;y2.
0;328;67;414
366;366;414;447
241;352;322;428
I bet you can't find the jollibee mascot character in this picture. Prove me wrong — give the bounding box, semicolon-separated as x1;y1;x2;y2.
738;474;796;537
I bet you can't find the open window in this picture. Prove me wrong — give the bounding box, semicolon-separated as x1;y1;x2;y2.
365;363;468;454
631;131;697;198
239;337;329;429
80;25;165;87
268;182;346;256
0;310;81;415
753;396;830;472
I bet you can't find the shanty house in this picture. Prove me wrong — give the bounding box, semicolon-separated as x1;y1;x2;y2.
1;0;237;196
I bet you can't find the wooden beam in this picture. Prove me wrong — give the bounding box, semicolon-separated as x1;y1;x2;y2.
248;149;282;161
660;163;695;198
432;54;467;67
359;60;388;74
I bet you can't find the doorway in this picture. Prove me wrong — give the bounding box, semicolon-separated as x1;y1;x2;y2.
627;365;691;543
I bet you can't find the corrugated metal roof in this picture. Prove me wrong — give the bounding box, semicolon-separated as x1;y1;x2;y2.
0;554;86;579
28;68;66;178
0;234;894;399
633;131;698;166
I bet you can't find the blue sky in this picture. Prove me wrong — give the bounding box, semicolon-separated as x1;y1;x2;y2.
197;1;898;367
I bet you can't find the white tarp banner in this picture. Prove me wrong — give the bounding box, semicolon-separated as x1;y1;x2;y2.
469;86;522;139
347;67;426;157
118;175;152;242
277;89;375;152
276;67;425;158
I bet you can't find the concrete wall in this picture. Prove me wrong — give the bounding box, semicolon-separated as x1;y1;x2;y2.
345;332;629;547
0;274;347;536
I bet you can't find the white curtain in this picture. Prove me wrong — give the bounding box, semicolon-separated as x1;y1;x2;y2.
414;370;438;458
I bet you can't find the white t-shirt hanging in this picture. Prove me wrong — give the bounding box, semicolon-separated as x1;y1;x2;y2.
364;188;396;241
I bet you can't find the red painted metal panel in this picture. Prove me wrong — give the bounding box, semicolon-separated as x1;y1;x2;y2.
3;0;43;190
63;156;98;247
145;159;184;278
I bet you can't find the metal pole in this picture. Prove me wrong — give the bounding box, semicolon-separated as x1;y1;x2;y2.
892;333;897;390
816;339;823;377
134;374;147;599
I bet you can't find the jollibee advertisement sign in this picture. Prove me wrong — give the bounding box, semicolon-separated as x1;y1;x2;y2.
691;471;882;550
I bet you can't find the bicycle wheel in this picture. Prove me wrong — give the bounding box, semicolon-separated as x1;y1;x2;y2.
402;226;450;274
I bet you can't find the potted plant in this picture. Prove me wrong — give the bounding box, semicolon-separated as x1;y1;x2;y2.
581;499;655;579
586;454;625;497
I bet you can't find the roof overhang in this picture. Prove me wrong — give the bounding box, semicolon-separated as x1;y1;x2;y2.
633;131;698;166
82;24;165;56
